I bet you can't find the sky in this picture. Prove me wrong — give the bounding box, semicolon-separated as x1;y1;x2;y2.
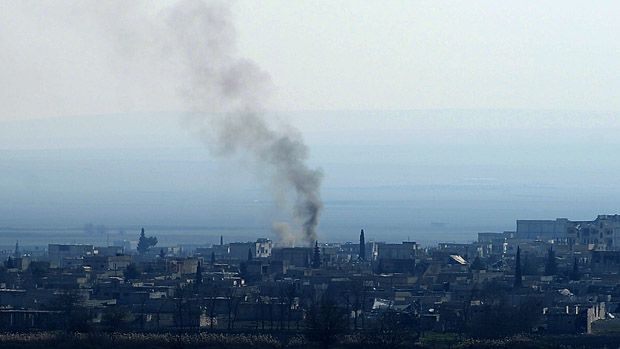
1;1;620;244
1;1;620;121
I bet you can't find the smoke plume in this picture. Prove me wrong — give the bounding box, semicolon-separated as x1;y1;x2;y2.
2;0;322;244
272;222;296;247
162;0;322;245
52;0;322;245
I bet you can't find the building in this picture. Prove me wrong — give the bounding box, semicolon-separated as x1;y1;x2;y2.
95;246;124;257
478;232;508;257
271;247;312;267
254;238;273;258
516;219;570;241
571;215;620;250
376;242;417;260
375;242;417;274
229;239;273;260
516;215;620;250
48;244;94;268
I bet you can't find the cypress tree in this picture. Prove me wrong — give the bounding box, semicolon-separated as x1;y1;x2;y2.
195;261;203;286
570;257;580;281
522;254;537;275
359;229;366;260
137;228;158;254
544;247;558;276
312;241;321;268
470;256;486;271
5;256;14;269
514;246;523;288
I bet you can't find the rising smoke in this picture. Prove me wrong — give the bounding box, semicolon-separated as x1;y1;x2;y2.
162;0;323;246
50;0;322;245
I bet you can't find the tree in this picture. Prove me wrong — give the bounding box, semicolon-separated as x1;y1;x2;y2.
13;241;20;259
359;229;366;260
544;247;557;276
195;261;203;287
206;283;219;330
281;283;297;330
470;256;486;271
466;299;542;339
47;291;91;332
514;246;522;288
28;261;49;287
522;254;538;275
312;241;321;269
5;256;15;269
376;258;384;274
305;297;348;349
374;309;420;349
570;257;580;281
124;263;140;280
102;306;134;331
348;280;368;330
225;287;243;330
137;227;157;254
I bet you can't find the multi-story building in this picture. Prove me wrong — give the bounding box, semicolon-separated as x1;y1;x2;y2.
254;238;273;258
516;215;620;250
571;215;620;250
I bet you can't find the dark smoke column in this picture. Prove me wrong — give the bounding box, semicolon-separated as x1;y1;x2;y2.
165;0;322;245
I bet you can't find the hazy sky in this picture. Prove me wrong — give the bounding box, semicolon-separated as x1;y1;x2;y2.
2;1;620;241
1;1;619;120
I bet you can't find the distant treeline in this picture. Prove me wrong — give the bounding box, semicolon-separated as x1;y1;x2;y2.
1;332;620;349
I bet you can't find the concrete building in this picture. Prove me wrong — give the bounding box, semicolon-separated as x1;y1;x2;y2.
48;244;94;268
95;246;124;257
571;215;620;250
376;242;417;260
516;219;570;241
254;238;273;258
271;247;312;267
477;232;508;257
517;215;620;250
229;239;273;260
375;242;417;273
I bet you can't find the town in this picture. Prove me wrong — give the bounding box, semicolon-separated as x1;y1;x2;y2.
2;215;620;348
